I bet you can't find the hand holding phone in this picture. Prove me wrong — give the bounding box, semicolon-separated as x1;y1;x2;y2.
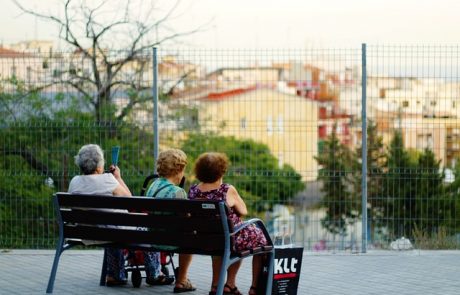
109;164;122;179
112;146;120;166
106;146;120;174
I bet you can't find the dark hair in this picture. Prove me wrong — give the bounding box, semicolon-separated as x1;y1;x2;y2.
194;152;229;183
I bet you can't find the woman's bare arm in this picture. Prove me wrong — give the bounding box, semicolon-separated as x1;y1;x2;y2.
111;165;132;196
226;185;247;216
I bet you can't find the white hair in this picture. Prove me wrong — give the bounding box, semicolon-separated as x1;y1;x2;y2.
75;144;105;175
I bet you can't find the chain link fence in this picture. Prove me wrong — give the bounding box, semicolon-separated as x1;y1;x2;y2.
1;45;459;251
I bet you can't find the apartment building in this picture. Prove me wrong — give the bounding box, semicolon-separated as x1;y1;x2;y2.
196;87;319;181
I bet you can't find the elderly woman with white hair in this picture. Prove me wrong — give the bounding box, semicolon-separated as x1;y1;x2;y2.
69;144;131;197
68;144;173;287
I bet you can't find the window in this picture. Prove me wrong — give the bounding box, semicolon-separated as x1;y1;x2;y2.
403;101;409;107
427;134;433;149
240;117;247;130
278;152;284;168
26;66;32;82
267;116;273;135
418;133;433;149
337;124;344;134
277;115;284;134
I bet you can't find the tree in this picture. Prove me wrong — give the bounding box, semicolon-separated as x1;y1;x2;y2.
14;0;206;124
315;124;357;236
382;130;417;239
383;143;451;241
414;149;449;235
0;103;157;248
0;77;50;124
353;120;386;242
180;133;305;214
447;160;460;233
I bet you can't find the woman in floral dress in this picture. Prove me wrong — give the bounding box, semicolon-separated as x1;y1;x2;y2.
189;152;267;295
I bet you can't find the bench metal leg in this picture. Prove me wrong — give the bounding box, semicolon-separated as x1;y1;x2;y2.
46;246;63;293
265;251;275;295
216;254;230;295
99;248;108;286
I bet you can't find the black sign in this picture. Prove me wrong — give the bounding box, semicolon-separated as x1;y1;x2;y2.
272;247;303;295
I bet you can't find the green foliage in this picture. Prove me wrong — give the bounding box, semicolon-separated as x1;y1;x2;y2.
315;124;358;235
445;159;460;233
0;91;157;248
0;77;44;124
412;224;459;249
353;120;386;240
0;158;55;248
1;88;305;247
414;149;449;234
181;133;305;214
382;130;415;239
382;131;453;240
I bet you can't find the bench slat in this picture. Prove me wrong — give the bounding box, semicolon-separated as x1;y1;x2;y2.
63;225;226;251
56;193;223;214
61;209;224;233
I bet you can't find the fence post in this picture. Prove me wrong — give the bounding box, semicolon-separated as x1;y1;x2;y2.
361;43;368;253
152;47;159;171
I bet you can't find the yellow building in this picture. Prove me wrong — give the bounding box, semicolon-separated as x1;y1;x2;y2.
400;117;460;167
197;87;319;181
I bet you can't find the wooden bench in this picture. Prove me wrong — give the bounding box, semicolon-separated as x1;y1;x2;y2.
46;193;274;294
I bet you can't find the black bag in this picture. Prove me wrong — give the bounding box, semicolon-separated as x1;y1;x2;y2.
257;247;304;295
271;247;303;295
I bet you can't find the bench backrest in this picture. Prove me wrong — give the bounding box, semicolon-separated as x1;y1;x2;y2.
54;193;233;255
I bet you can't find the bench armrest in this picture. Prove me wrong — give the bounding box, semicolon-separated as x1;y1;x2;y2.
232;218;273;245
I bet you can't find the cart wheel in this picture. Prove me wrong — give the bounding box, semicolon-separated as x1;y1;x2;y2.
161;265;170;276
132;270;142;288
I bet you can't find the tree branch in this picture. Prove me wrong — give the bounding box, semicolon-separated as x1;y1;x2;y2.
2;149;50;176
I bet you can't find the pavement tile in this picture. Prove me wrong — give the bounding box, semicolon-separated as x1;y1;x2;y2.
0;250;459;295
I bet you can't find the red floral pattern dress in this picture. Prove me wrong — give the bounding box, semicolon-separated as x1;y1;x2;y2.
189;183;267;251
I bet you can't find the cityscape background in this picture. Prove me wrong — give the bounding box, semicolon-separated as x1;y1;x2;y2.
1;0;460;253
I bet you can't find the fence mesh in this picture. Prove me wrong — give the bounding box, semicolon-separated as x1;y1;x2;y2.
0;46;459;250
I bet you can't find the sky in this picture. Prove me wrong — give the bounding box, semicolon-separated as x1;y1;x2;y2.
1;0;460;49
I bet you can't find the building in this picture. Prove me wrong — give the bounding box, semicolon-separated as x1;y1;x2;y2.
8;40;54;54
195;87;319;181
206;67;283;90
0;46;47;86
399;117;460;168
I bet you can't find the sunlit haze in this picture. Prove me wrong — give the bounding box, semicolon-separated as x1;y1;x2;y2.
1;0;459;49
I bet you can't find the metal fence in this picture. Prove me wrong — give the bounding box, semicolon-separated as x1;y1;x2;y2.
1;45;459;251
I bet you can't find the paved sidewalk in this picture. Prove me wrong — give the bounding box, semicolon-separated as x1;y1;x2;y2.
0;249;459;294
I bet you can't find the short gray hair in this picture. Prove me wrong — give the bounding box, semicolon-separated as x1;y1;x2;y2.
75;144;105;175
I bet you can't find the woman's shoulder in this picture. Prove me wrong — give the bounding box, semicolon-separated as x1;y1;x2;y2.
147;177;186;199
188;183;200;198
102;172;117;181
69;173;116;183
221;183;233;192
